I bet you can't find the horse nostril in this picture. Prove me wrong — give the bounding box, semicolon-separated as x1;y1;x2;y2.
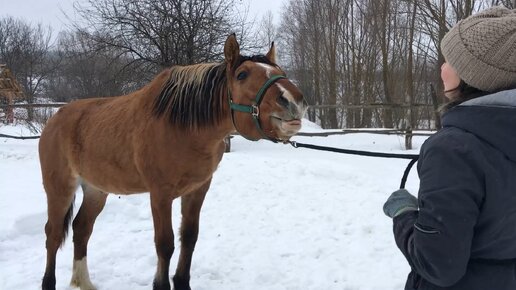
277;94;290;109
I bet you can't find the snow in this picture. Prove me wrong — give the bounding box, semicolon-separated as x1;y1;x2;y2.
0;121;428;290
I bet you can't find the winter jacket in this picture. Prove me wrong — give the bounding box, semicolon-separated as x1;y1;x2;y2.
393;88;516;290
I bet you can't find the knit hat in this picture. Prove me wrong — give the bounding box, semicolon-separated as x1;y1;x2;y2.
440;6;516;92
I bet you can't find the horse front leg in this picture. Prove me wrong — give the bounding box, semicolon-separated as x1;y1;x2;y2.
173;180;210;290
150;191;175;290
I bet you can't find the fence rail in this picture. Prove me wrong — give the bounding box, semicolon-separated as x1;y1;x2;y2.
1;103;436;149
296;129;434;137
0;103;65;109
230;128;434;150
309;103;435;109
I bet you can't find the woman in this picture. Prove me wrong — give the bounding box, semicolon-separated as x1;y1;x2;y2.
383;6;516;290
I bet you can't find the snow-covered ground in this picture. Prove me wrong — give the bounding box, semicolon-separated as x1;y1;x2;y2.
0;121;428;290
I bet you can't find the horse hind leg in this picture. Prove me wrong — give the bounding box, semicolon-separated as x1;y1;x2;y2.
70;183;107;290
42;174;78;290
173;180;210;290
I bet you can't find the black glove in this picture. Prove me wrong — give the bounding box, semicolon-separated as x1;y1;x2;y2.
383;189;418;218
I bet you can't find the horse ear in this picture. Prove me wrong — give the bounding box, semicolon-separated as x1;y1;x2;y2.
266;41;276;63
224;33;240;69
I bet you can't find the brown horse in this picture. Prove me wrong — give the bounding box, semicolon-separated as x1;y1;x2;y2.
39;34;306;290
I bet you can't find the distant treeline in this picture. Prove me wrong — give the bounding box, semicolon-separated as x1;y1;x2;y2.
1;0;514;129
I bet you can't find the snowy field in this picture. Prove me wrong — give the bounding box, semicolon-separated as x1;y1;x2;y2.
0;121;428;290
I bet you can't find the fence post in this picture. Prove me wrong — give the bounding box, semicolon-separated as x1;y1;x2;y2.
6;103;14;124
405;127;413;150
224;135;232;152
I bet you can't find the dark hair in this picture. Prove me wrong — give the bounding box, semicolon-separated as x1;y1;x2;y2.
440;80;490;112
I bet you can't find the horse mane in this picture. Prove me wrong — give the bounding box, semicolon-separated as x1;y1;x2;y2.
230;54;277;72
153;63;227;130
152;55;277;130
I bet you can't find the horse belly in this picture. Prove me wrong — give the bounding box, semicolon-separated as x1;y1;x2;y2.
80;166;147;194
76;146;148;194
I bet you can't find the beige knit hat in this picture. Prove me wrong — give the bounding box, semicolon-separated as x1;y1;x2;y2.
440;6;516;92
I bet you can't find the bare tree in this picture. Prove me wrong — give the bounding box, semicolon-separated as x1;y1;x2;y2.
0;17;55;103
255;11;278;53
279;0;503;129
280;0;350;128
0;17;57;122
44;31;141;102
73;0;252;77
6;0;510;128
495;0;516;8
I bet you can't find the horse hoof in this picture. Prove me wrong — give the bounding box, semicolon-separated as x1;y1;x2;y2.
70;279;98;290
42;274;56;290
153;279;171;290
172;276;191;290
70;258;97;290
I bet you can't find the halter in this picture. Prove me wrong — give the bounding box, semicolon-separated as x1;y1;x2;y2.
228;74;287;143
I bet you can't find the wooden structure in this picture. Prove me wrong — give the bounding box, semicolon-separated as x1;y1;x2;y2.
0;64;26;123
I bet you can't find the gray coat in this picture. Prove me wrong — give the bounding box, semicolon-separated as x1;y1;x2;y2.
393;89;516;290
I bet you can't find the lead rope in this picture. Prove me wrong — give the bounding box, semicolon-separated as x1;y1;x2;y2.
399;158;418;189
288;141;419;189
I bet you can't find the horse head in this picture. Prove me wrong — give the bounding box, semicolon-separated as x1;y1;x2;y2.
224;34;307;142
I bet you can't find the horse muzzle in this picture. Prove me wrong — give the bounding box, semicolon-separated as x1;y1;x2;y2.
271;102;307;138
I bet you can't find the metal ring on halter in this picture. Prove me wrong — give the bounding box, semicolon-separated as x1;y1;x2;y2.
251;105;259;117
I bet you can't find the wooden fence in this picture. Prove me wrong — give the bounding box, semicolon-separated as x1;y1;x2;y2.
296;128;434;150
307;103;439;130
1;103;435;150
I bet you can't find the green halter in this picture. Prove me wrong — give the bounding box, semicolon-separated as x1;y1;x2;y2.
228;75;287;143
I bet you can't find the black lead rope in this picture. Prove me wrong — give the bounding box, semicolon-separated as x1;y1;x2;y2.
288;141;419;189
399;158;419;189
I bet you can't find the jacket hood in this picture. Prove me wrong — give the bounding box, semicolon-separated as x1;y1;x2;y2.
442;88;516;162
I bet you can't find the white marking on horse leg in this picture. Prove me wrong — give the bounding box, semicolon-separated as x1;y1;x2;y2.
70;257;97;290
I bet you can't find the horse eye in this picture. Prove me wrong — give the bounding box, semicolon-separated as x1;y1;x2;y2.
237;71;248;80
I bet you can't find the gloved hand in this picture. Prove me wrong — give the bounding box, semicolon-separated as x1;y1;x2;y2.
383;189;418;218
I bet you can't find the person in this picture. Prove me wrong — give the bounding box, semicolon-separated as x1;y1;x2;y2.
382;6;516;290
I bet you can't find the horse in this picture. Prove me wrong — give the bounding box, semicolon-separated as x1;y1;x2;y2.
39;34;306;290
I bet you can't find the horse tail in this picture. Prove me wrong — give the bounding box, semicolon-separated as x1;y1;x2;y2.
60;194;75;248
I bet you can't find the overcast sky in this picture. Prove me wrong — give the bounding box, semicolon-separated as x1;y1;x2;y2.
0;0;284;35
